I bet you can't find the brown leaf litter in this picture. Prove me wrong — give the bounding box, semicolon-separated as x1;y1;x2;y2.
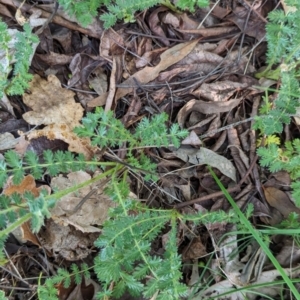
1;0;299;299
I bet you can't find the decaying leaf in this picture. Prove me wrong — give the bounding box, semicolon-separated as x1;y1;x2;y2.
227;5;267;41
3;175;50;244
27;123;95;159
0;132;19;150
88;67;107;96
182;237;206;260
3;174;49;197
181;130;202;147
172;146;236;182
22;74;83;127
21;75;95;158
100;28;125;61
88;38;200;107
191;81;249;102
263;186;300;218
177;98;242;128
40;218;99;261
50;171;114;233
195;266;300;300
35;51;73;66
57;277;100;300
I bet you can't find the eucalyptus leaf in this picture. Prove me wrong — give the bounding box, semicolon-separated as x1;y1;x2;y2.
173;146;236;182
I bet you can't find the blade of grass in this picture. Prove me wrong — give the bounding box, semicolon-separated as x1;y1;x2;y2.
208;166;300;299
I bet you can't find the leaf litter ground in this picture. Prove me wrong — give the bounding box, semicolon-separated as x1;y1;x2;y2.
1;0;300;299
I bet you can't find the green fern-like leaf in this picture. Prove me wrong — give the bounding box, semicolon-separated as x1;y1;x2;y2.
176;0;208;11
5;23;38;96
71;264;82;285
81;263;91;279
58;0;102;27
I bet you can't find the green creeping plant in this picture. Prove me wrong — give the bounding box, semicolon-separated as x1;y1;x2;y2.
254;2;300;206
57;0;208;28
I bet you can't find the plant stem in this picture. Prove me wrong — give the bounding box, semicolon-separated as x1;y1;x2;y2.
0;213;32;238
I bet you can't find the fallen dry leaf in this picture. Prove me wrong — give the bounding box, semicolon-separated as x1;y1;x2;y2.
263;186;300;218
20;221;41;247
227;6;266;41
22;74;83;127
181;131;202;147
57;277;100;300
52;27;72;53
40;218;99;261
148;6;171;46
88;38;200;107
177;97;242;128
175;12;200;30
3;175;50;244
27;123;94;159
191;81;249;102
4;174;50;198
176;26;237;38
88;66;107;96
183;237;207;260
99;28;125;61
135;48;166;68
14;136;30;156
0;133;19;150
172;146;236;182
35;51;73;66
275;236;300;268
50;171;114;233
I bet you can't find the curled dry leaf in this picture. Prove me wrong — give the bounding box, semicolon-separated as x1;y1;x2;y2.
35;51;73;66
175;44;221;65
14;136;30;156
135;48;166;68
263;186;300;218
191;81;249;102
270;171;291;186
27;123;95;159
177;97;242;128
121;38;199;88
148;6;170;46
1;94;15;116
175;12;200;30
99;28;125;61
52;27;72;53
276;240;300;267
88;39;200;107
57;277;100;300
157;45;223;81
188;114;217;132
176;26;237;38
161;12;180;28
